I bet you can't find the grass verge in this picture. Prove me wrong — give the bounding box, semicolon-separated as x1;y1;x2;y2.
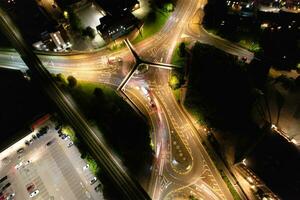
133;8;171;43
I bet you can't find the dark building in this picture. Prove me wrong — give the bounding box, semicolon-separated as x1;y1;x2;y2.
94;0;139;15
96;11;140;42
0;68;49;151
0;0;56;43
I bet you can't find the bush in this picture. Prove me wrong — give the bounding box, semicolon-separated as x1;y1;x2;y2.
83;26;96;39
68;9;83;31
67;75;77;88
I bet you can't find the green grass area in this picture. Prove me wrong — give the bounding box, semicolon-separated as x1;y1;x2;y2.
172;88;181;102
238;40;261;53
74;81;116;100
185;106;206;125
133;8;171;44
85;154;100;175
107;42;126;52
59;124;101;177
55;79;153;199
58;80;153;180
62;125;76;142
206;28;219;35
171;42;190;66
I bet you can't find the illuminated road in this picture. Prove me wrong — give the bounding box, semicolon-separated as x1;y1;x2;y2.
0;0;255;199
185;6;254;61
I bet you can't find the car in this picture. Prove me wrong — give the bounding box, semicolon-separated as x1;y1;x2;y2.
15;162;23;170
64;135;70;141
0;176;7;184
67;142;73;148
25;139;33;146
83;164;89;170
61;134;67;140
1;183;11;191
46;140;55;146
55;124;62;130
24;139;33;145
16;148;24;154
24;160;30;166
6;193;15;200
150;100;156;108
94;184;102;192
90;177;97;185
38;126;49;136
29;190;39;198
107;57;122;65
26;183;35;193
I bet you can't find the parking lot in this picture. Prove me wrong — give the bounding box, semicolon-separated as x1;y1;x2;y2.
0;121;104;200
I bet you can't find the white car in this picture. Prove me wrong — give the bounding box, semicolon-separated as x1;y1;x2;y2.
90;177;97;185
29;190;39;198
15;162;23;170
83;164;89;170
6;193;15;200
24;160;30;166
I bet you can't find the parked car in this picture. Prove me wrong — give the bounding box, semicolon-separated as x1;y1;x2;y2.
37;126;49;138
24;160;30;166
26;183;35;193
55;123;62;130
46;139;55;146
15;162;23;170
16;148;24;154
25;139;33;146
1;182;11;191
61;134;67;140
29;190;39;198
90;177;97;185
94;184;102;192
83;164;89;170
0;176;7;184
67;142;73;148
6;193;15;200
64;135;70;141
